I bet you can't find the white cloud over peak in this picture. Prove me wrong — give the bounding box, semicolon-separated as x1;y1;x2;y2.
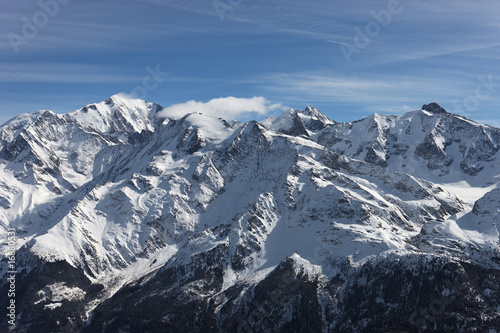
157;96;287;121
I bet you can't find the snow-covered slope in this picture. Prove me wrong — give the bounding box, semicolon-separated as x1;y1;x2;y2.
1;98;499;332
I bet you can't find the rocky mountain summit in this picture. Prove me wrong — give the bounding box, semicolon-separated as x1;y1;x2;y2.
1;96;499;332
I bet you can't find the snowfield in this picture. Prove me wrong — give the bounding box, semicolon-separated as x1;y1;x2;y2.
1;98;499;332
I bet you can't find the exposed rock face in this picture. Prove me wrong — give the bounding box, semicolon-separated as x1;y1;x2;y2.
1;96;499;332
422;102;447;114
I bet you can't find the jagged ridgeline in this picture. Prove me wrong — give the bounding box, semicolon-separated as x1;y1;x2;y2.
1;95;499;332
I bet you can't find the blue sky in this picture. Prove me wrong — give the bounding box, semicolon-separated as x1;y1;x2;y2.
1;0;499;125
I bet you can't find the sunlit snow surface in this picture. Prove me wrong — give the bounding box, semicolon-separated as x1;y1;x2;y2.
1;96;499;315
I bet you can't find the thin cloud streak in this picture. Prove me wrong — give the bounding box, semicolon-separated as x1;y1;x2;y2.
260;72;464;103
256;70;498;118
0;63;141;83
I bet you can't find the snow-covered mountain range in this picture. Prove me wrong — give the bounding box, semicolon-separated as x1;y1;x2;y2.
1;96;499;332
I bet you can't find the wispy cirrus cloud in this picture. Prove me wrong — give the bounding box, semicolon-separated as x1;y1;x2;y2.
0;63;140;83
259;71;462;103
257;70;499;121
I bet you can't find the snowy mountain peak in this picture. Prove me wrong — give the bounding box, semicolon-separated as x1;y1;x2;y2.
422;102;447;114
66;95;162;135
299;106;336;129
302;106;325;118
261;106;335;136
105;93;138;105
